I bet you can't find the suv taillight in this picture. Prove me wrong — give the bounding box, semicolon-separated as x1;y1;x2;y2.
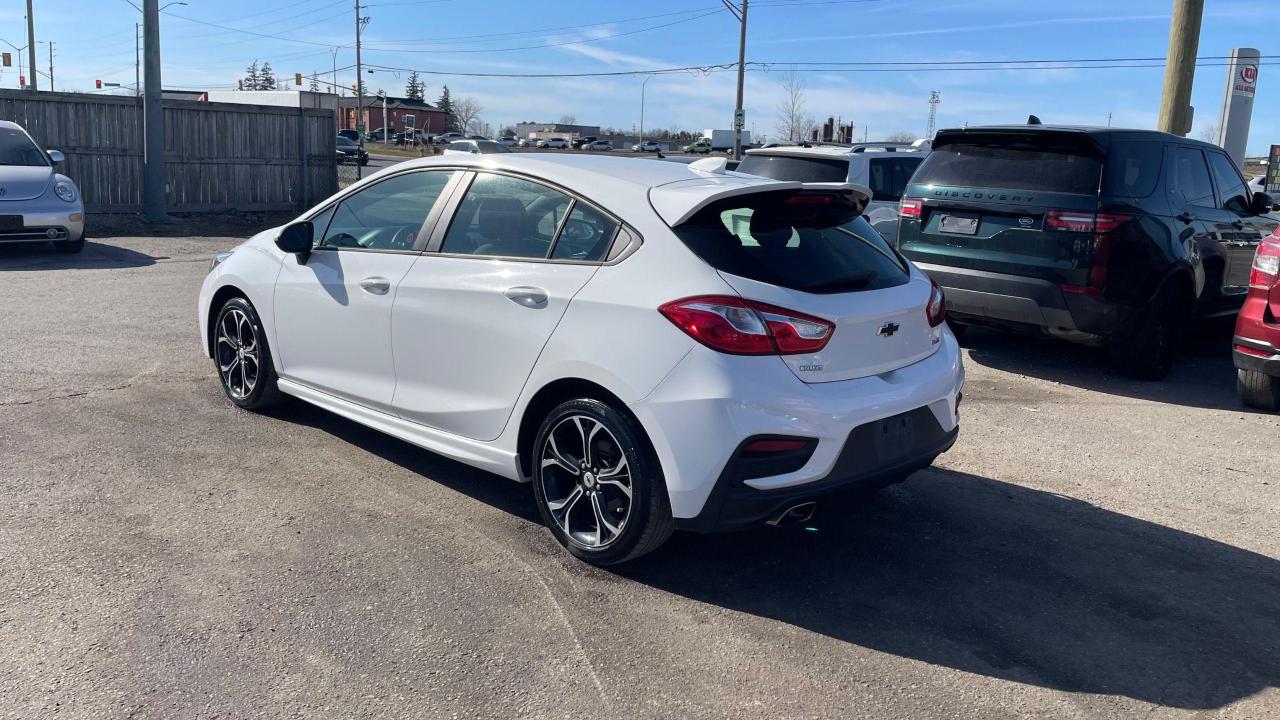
1046;210;1131;296
926;279;946;327
899;198;922;218
1252;234;1280;289
659;296;834;355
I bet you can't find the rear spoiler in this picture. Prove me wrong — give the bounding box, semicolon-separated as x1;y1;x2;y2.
932;127;1105;155
651;178;872;227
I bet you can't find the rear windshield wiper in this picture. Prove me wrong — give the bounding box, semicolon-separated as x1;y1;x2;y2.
803;272;876;293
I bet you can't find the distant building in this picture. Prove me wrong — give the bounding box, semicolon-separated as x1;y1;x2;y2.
202;90;339;112
338;96;450;136
514;121;603;141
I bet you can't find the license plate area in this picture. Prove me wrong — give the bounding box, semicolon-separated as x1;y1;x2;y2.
873;414;917;464
939;214;978;235
0;216;23;231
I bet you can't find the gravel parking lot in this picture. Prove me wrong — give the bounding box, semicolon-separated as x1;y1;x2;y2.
2;235;1278;719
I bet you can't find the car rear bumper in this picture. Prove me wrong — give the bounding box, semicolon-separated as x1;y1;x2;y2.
1233;335;1280;377
630;331;964;529
916;262;1118;336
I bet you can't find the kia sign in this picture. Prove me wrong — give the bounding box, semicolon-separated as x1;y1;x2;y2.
1215;48;1260;170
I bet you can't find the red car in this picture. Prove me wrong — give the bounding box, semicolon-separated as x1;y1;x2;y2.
1235;231;1280;409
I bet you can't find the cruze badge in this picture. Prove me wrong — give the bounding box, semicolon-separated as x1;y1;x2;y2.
877;322;900;337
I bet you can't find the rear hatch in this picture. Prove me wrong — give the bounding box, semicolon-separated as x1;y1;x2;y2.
897;129;1105;288
667;185;940;383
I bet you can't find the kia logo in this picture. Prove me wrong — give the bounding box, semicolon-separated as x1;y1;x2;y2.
1241;65;1258;84
876;322;900;337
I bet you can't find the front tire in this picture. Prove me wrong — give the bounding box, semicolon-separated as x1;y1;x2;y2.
213;297;284;410
1237;369;1280;410
532;399;673;565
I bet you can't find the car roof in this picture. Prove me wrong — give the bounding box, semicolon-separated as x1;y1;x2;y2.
933;124;1219;149
356;153;795;226
0;120;22;131
744;143;927;162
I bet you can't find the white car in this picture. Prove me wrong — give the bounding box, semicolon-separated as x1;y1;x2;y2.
632;141;662;153
737;142;931;244
0;120;86;253
198;154;963;564
537;138;568;149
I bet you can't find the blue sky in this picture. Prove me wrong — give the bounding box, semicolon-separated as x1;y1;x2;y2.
4;0;1278;154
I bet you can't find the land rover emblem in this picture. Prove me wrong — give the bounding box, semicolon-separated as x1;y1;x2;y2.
1018;216;1034;227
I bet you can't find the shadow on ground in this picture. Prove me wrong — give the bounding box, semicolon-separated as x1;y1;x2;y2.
961;322;1256;413
0;240;158;271
261;396;1280;711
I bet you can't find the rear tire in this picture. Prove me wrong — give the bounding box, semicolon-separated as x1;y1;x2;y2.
532;399;673;565
53;238;85;253
213;297;285;411
1108;287;1185;380
1237;369;1280;411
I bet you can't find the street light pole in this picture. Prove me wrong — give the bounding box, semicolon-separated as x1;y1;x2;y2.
729;0;749;160
25;0;37;91
639;75;651;145
135;23;140;96
354;0;365;179
142;0;166;222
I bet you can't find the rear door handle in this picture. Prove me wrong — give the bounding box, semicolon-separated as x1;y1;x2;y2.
359;276;391;295
504;286;548;308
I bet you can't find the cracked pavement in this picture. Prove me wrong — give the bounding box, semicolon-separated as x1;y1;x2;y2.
1;235;1279;719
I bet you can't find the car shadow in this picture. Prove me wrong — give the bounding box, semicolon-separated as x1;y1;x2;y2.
256;395;1279;710
0;240;158;271
618;468;1280;710
960;323;1258;413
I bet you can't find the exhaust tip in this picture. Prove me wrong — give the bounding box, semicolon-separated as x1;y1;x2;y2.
767;501;817;527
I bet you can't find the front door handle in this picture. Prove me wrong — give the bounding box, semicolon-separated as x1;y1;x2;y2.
504;286;548;308
359;276;391;295
1176;212;1195;224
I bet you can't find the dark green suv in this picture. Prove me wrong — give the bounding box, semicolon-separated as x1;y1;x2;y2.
897;125;1279;378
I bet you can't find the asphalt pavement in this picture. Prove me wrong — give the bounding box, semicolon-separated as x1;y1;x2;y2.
1;235;1278;719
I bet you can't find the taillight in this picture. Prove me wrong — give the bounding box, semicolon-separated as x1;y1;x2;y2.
658;296;834;355
1250;234;1280;289
925;279;945;327
899;198;922;218
1047;210;1131;297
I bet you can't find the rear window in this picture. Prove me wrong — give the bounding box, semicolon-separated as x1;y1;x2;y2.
735;154;849;183
672;191;910;294
868;156;923;202
915;140;1102;195
1103;140;1163;198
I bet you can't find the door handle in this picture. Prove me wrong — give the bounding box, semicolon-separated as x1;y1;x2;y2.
504;286;548;308
359;276;391;295
1176;212;1195;224
1231;220;1246;230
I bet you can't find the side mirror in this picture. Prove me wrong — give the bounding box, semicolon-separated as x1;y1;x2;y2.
274;221;314;262
1251;192;1275;215
47;150;65;164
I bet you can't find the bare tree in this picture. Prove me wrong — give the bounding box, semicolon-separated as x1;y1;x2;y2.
1199;122;1220;144
775;70;816;141
885;131;919;143
559;113;577;125
454;96;484;134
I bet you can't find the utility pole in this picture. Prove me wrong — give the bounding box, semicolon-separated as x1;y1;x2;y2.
354;0;366;179
45;41;53;90
639;75;652;143
330;47;339;96
135;24;141;96
142;0;166;222
1156;0;1204;136
25;0;37;91
727;0;748;160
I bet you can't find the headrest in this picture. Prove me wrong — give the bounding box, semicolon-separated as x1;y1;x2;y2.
749;212;794;250
476;196;532;240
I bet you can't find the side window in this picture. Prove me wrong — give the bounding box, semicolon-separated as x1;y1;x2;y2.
1103;141;1162;198
308;205;337;247
1206;151;1251;213
1170;147;1216;209
441;173;571;258
867;159;891;201
321;170;455;250
551;203;620;261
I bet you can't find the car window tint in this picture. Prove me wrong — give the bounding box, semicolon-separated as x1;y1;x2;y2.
1206;151;1251;213
309;205;337;246
1170;147;1216;208
1103;141;1163;198
320;170;455;251
551;203;620;261
915;142;1102;195
868;157;920;202
441;173;571;258
0;126;50;167
674;191;909;294
735;154;849;183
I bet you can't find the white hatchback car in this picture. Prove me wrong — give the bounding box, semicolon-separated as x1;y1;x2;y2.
0;120;86;253
199;154;963;564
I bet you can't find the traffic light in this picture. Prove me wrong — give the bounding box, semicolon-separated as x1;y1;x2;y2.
96;79;102;89
295;72;302;86
1;52;10;68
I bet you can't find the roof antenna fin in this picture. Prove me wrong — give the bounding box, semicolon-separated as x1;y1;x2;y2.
1027;114;1043;125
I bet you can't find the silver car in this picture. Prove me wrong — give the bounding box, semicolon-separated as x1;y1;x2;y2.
0;121;85;253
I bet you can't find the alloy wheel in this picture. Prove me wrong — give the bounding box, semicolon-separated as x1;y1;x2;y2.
215;308;260;400
539;415;634;549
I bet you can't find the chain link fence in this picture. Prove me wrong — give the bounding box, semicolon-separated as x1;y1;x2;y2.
337;160;363;190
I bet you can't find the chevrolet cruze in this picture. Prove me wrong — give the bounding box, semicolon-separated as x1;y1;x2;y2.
0;120;85;253
198;154;964;564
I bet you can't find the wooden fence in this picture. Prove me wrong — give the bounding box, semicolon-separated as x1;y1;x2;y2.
0;90;337;214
